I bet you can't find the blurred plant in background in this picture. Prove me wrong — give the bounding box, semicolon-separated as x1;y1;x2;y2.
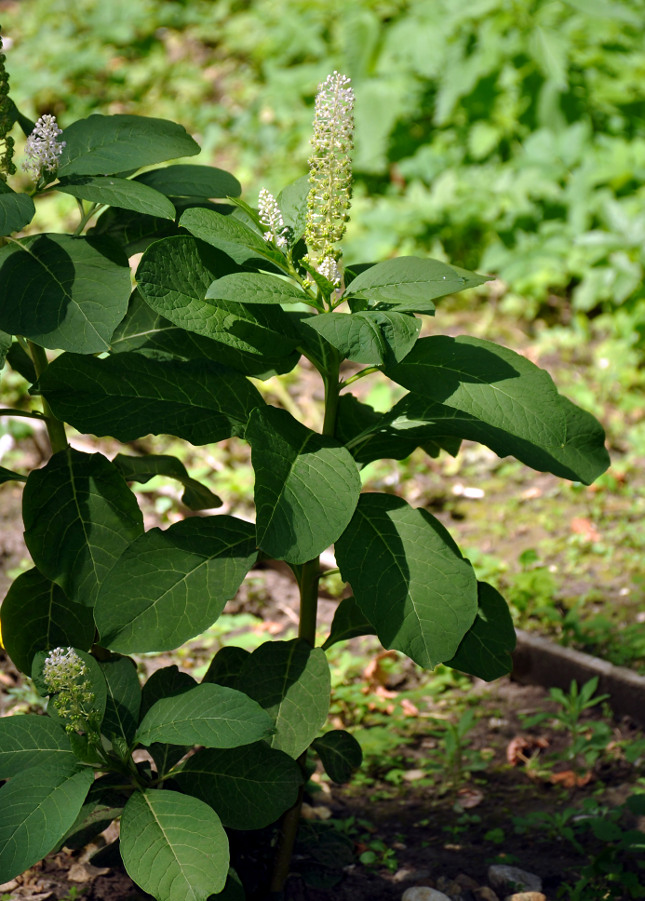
3;0;644;335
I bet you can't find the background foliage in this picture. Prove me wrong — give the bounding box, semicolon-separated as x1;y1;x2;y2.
3;0;645;333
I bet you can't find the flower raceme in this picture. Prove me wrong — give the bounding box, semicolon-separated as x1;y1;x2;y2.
304;71;354;287
42;646;97;734
22;113;65;179
258;187;289;249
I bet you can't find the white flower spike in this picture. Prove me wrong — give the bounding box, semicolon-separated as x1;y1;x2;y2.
258;187;289;249
23;113;65;178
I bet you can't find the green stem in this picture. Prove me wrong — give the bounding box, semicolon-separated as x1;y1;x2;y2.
27;341;68;454
0;408;46;420
269;352;343;895
339;365;381;390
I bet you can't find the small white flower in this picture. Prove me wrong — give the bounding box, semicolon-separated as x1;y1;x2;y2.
317;255;341;286
42;646;97;734
258;187;289;249
23;113;65;178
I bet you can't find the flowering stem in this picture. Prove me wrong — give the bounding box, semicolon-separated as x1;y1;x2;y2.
27;341;68;454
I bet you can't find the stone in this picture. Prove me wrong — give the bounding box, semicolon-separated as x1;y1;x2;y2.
402;888;452;901
488;865;542;894
505;895;546;901
455;874;480;891
474;888;500;901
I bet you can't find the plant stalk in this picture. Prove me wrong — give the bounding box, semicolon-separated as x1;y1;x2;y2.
27;340;68;454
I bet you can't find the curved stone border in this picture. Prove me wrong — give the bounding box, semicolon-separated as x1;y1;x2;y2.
512;628;645;725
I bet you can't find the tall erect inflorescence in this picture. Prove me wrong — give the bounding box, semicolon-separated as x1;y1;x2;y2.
42;647;98;734
0;27;16;181
304;71;354;288
23;113;65;180
258;187;289;249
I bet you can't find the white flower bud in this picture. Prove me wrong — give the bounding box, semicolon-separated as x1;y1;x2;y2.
23;113;65;178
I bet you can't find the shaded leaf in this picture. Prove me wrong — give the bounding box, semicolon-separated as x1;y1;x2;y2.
321;596;375;650
39;352;264;445
202;646;251;688
175;742;303;829
0;234;131;353
113;453;222;510
140;665;198;720
237;639;331;758
0;189;35;236
135;164;241;198
0;568;95;674
247;406;361;564
99;655;141;744
303;310;421;365
23;448;144;607
0;714;75;779
95;515;257;654
445;582;516;681
312;731;363;783
335;493;478;668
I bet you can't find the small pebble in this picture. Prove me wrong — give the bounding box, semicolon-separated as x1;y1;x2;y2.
455;874;480;891
393;868;432;884
475;888;500;901
488;865;542;894
402;888;452;901
505;895;546;901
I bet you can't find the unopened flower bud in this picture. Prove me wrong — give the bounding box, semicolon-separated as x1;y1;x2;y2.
42;646;97;734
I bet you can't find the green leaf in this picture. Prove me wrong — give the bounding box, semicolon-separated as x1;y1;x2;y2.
247;406;361;564
345;257;490;311
38;352;264;445
120;789;228;901
180;206;286;268
444;582;516;681
336;395;421;465
0;234;131;353
386;336;610;484
22;448;144;607
110;289;301;379
89;204;182;255
236;639;331;759
136;235;300;356
312;731;363;784
303;310;421;365
113;453;222;511
0;568;95;674
321;596;375;650
58;114;200;177
335;494;478;669
0;766;94;883
0;465;27;484
56;176;176;220
135;683;274;748
140;665;198;720
205;272;310;305
175;742;303;829
277;176;310;243
202;646;251;688
135;164;241;198
95;515;257;654
99;655;141;744
58;775;126;851
0;189;36;236
0;714;75;779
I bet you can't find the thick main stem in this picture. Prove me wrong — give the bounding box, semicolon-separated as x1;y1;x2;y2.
269;353;341;895
28;341;68;454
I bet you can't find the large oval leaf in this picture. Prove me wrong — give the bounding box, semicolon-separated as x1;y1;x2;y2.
38;352;264;444
22;448;144;607
247;406;361;564
0;568;95;674
345;257;490;311
135;683;273;748
56;176;176;220
174;742;303;829
0;234;131;353
135;164;241;198
236;639;331;758
136;235;299;356
180;206;286;268
58;114;199;177
0;766;94;883
95;516;257;653
302;309;421;364
445;582;516;681
335;493;478;668
205;272;310;306
120;790;228;901
0;188;35;236
0;715;75;779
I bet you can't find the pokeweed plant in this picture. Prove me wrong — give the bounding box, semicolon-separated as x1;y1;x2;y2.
0;46;610;901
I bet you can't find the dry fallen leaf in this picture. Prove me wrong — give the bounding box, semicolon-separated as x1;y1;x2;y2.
506;735;549;766
550;769;592;788
570;516;602;542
